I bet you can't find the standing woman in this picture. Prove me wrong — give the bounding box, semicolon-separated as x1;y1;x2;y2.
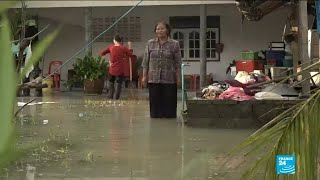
99;35;133;99
141;21;182;118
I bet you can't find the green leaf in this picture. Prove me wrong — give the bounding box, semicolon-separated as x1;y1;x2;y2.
19;26;62;81
0;14;15;154
0;132;25;169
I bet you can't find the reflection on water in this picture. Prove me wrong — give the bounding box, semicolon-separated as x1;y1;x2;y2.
9;92;254;180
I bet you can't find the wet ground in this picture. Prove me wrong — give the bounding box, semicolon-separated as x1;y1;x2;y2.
6;89;255;180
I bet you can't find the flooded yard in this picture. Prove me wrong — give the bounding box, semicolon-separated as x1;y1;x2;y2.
7;91;254;179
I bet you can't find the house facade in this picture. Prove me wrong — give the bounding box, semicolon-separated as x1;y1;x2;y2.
22;1;288;82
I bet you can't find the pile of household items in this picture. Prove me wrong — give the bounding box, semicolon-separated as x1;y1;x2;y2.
201;42;319;101
201;71;299;101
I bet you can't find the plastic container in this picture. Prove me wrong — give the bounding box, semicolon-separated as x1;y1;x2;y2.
268;42;285;51
42;77;53;94
236;60;264;73
266;50;285;66
230;66;237;77
241;51;259;60
283;59;293;67
267;58;277;66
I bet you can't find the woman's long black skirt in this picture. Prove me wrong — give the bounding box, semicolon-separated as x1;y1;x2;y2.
148;83;177;118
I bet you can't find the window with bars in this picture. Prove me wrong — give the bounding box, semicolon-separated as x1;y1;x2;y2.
172;28;219;61
92;16;141;42
206;30;217;59
188;31;200;58
172;31;184;58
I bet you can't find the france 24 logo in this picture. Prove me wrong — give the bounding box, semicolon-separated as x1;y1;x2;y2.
276;155;295;174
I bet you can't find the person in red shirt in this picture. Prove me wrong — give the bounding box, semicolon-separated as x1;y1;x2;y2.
99;35;133;99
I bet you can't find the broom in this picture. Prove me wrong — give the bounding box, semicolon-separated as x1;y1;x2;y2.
128;56;135;99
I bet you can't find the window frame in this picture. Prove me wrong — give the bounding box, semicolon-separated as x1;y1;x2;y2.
172;28;220;61
172;31;185;59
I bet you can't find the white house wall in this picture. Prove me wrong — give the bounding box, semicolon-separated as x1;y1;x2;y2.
31;4;288;82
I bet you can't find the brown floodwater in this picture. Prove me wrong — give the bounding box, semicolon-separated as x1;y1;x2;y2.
6;90;255;180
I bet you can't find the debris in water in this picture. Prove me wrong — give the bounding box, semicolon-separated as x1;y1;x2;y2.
26;164;36;180
86;152;94;162
43;120;48;125
17;102;58;107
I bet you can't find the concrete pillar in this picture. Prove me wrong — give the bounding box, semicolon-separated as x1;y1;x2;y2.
85;7;92;55
200;4;207;89
298;1;310;95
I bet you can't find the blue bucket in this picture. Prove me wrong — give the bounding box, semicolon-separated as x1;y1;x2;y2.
266;50;285;66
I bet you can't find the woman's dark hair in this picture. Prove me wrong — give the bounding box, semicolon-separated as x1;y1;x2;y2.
114;35;122;43
154;21;172;36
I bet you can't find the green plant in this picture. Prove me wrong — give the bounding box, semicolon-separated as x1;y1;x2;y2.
64;75;83;90
73;55;109;81
0;1;60;168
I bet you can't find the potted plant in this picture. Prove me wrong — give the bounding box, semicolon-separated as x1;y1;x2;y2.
72;54;109;94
